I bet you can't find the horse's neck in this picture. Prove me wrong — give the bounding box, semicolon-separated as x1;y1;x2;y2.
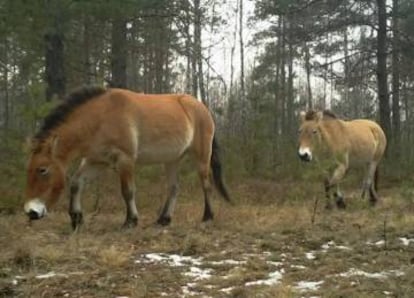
54;116;100;165
320;120;347;150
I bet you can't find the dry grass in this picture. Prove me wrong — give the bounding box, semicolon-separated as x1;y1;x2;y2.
1;176;414;297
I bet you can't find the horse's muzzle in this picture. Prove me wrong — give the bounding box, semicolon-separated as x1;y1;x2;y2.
24;199;47;220
27;210;42;220
298;147;312;162
298;152;312;162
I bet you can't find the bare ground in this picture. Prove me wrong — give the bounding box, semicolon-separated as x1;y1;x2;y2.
1;178;414;298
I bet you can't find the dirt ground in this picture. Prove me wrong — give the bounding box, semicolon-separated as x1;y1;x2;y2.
1;178;414;298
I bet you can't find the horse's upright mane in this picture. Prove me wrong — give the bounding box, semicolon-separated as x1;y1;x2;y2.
305;110;339;121
35;86;108;141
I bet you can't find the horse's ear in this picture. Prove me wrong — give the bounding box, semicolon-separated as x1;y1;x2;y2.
316;111;324;122
299;111;306;122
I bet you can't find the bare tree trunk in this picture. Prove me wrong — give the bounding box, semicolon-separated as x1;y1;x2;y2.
287;18;294;135
239;0;245;100
376;0;391;141
280;17;286;133
44;0;66;101
184;1;192;94
392;0;401;151
192;0;200;99
2;39;9;131
83;14;92;85
229;0;238;94
111;17;127;88
304;44;313;109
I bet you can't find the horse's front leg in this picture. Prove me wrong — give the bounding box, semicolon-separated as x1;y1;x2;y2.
326;163;348;209
119;161;138;228
69;159;89;230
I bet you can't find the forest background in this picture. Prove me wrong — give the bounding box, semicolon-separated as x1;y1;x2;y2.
1;0;414;209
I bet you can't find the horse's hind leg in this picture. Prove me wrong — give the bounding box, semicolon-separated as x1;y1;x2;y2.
192;145;214;222
157;161;180;226
199;161;214;222
118;158;138;228
366;163;379;205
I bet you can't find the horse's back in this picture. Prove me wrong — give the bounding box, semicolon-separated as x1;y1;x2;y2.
346;119;386;162
106;89;214;163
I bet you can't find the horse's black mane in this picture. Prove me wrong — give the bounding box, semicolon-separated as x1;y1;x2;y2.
305;110;339;121
35;86;107;141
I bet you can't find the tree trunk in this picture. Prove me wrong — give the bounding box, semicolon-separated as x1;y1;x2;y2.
83;14;92;85
304;44;313;109
392;0;401;150
110;17;127;88
192;0;200;98
376;0;391;141
287;18;294;135
239;0;245;101
44;1;66;101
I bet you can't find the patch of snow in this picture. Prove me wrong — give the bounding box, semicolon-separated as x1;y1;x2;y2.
399;237;414;246
321;241;351;251
295;280;324;292
136;253;202;267
183;267;213;280
291;264;307;269
367;240;385;246
267;261;283;267
245;270;284;286
321;241;336;250
36;272;68;279
208;259;246;266
181;285;199;297
337;268;405;279
305;252;316;260
220;286;235;293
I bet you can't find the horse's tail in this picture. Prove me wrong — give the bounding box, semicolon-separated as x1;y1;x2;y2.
210;136;231;203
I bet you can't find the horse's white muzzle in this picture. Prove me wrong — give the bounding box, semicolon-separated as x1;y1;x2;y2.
298;147;312;162
24;199;47;220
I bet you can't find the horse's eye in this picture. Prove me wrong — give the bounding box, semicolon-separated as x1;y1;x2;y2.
37;167;49;176
312;129;318;134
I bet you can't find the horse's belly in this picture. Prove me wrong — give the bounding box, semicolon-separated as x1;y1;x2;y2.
136;139;190;164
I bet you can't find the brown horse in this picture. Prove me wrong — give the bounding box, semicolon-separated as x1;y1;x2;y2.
24;86;230;229
297;110;387;209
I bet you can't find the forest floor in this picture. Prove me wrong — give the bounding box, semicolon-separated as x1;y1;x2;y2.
1;175;414;298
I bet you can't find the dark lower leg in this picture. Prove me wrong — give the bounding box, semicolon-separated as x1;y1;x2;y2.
202;191;214;222
157;164;179;226
69;180;83;231
157;184;178;226
120;173;138;228
369;185;378;205
324;178;333;210
334;191;346;209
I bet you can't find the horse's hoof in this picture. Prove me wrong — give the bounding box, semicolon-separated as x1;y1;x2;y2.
202;213;214;222
70;212;83;231
157;216;171;226
336;199;346;209
122;217;138;229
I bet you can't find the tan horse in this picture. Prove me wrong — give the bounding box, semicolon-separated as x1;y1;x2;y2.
297;110;387;209
24;86;230;229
